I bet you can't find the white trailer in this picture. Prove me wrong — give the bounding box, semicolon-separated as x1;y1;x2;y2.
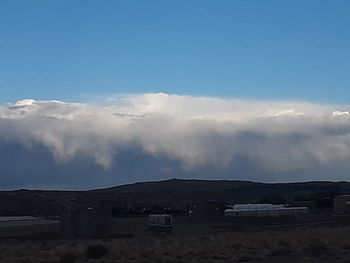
148;214;172;234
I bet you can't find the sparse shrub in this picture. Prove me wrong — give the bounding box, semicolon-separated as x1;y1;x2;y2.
135;259;152;263
304;239;328;256
255;255;264;261
59;252;77;263
211;254;228;260
259;194;286;204
269;248;293;256
162;257;178;263
231;242;243;250
277;240;290;247
237;254;254;262
119;248;127;256
85;244;109;259
138;250;150;258
18;258;33;263
198;236;210;241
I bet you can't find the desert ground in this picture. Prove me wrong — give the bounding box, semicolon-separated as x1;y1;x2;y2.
2;225;350;263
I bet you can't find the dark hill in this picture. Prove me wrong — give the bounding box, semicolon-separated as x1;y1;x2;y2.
1;179;350;216
91;179;261;194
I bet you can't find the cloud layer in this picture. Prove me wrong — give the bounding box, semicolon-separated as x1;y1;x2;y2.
1;93;350;188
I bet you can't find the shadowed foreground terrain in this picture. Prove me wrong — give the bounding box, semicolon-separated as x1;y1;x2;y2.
3;226;350;263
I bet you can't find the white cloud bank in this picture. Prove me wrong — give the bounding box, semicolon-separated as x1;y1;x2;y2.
1;93;350;174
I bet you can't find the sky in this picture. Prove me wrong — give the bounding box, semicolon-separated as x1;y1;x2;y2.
1;1;350;189
1;0;350;104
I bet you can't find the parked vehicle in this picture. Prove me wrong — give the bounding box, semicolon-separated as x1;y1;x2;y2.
148;214;172;234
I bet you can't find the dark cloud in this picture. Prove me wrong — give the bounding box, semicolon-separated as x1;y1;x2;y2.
1;93;350;189
1;141;350;190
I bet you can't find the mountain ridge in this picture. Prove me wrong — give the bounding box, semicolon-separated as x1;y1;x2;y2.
1;178;350;216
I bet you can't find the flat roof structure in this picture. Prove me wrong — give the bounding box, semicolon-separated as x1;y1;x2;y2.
0;216;59;227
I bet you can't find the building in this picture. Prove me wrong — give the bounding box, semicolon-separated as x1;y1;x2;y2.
0;216;60;238
334;195;350;215
62;201;112;238
224;204;309;217
148;214;172;234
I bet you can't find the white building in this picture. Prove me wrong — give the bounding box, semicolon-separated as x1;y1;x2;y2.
224;204;308;217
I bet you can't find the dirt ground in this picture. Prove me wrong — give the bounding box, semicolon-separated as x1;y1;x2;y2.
112;214;349;237
112;216;221;237
2;224;350;263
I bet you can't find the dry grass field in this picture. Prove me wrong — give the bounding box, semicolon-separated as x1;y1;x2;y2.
2;225;350;263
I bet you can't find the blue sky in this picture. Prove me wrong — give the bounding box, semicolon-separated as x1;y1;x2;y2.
1;0;350;104
2;0;350;188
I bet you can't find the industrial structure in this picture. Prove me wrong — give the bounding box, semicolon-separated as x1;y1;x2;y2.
334;195;350;215
0;216;60;238
224;204;309;217
148;214;173;234
62;201;112;238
